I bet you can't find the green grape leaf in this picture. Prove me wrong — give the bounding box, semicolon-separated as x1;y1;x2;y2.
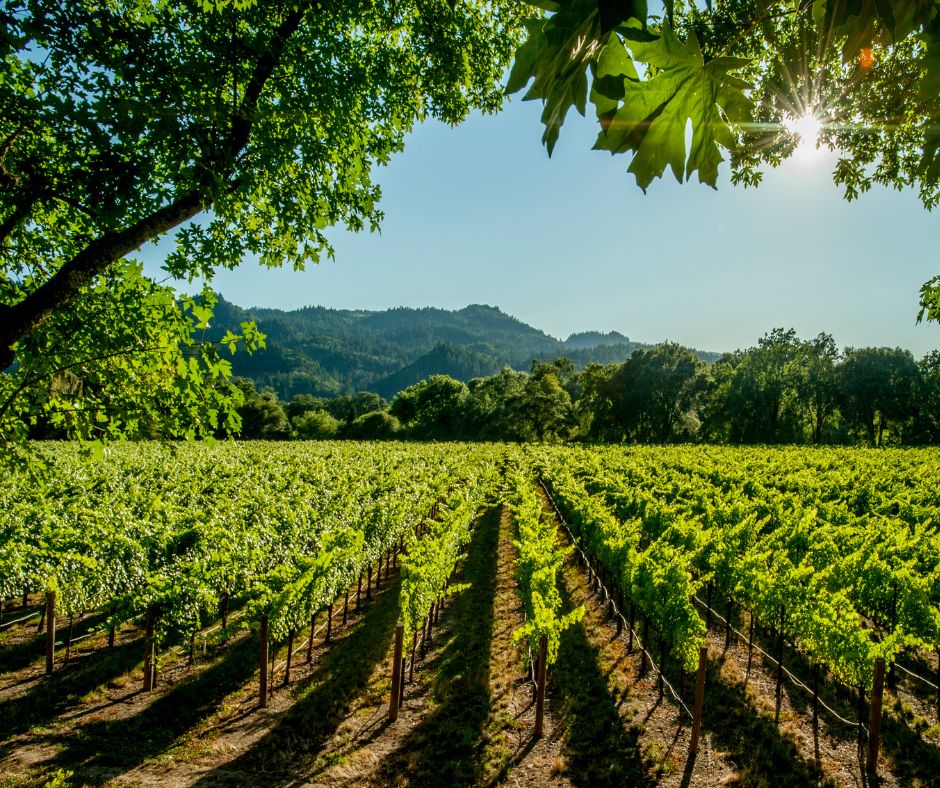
594;27;752;189
507;1;603;155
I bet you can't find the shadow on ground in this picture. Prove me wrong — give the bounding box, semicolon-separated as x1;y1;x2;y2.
193;575;403;786
553;571;654;788
373;505;502;787
44;632;258;784
0;634;142;748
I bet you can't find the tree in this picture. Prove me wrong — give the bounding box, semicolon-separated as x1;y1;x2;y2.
292;409;340;439
390;375;469;439
463;367;531;440
232;379;289;440
839;347;920;445
508;0;940;317
342;410;400;440
0;1;525;454
720;329;804;443
914;351;940;443
0;265;261;459
611;342;705;442
574;362;619;440
521;362;574;442
797;333;840;444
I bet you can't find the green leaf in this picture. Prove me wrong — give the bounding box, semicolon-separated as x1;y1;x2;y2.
507;2;604;155
594;27;751;189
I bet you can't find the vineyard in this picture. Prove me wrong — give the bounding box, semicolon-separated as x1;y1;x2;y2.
1;442;939;786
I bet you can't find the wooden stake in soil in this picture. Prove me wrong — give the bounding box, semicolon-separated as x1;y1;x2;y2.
725;598;733;649
409;630;417;682
389;623;404;721
356;572;363;610
857;684;866;754
936;648;940;722
534;634;547;739
628;602;635;652
259;614;269;709
45;590;56;675
775;606;785;724
283;629;295;687
658;637;667;695
812;663;820;769
342;590;349;626
143;610;156;692
689;645;707;757
307;611;317;663
64;614;74;667
399;654;406;707
270;640;277;694
867;658;886;774
367;566;373;599
746;611;755;680
325;602;333;643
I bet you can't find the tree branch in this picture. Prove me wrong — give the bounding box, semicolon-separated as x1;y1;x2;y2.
0;2;315;370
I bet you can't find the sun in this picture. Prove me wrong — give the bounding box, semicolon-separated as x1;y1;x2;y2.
783;113;822;154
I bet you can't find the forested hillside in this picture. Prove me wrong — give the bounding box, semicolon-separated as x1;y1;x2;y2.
208;298;720;398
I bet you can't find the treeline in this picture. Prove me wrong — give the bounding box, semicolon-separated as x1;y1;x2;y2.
235;328;940;446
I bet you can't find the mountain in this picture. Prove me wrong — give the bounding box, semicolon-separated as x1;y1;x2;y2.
208;298;720;399
563;330;631;349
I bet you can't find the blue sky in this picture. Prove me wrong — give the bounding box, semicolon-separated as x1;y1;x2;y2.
143;96;939;358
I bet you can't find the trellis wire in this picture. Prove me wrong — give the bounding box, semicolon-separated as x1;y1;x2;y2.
539;480;693;720
690;594;865;731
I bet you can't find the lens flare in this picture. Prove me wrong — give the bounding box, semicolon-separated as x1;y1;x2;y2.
784;113;822;149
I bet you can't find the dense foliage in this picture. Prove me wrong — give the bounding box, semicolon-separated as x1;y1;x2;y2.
0;441;500;647
217;328;940;446
536;443;940;687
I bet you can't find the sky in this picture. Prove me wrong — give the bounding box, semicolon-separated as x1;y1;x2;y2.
142;96;940;358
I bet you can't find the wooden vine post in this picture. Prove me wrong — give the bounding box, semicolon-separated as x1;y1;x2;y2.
534;635;547;739
306;611;317;663
283;629;295;687
774;605;785;724
325;602;333;643
725;598;733;649
812;663;820;769
389;623;404;721
142;609;156;692
45;590;56;675
867;658;886;774
689;645;707;757
259;614;269;709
